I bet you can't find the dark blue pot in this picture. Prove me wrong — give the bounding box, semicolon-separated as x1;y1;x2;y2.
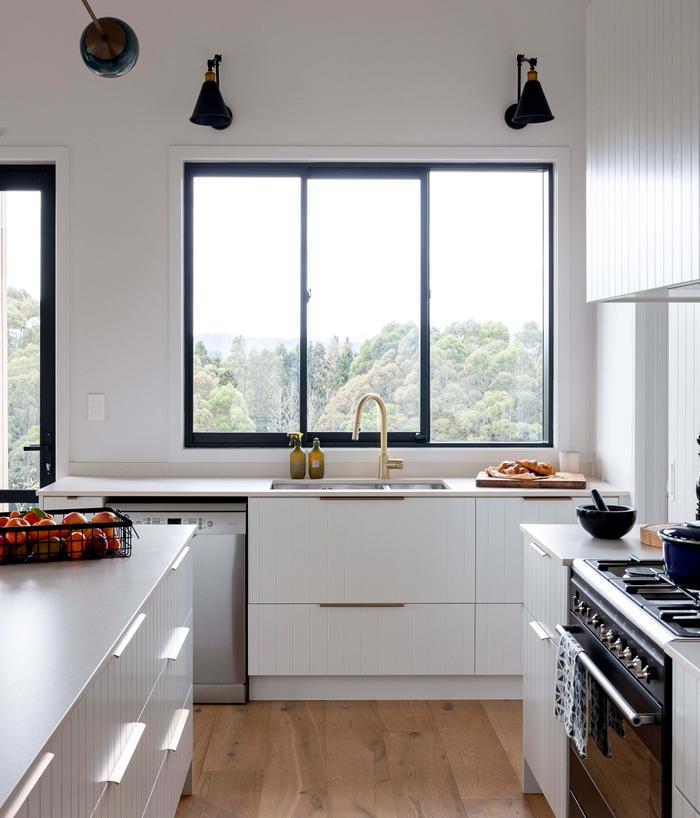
660;526;700;588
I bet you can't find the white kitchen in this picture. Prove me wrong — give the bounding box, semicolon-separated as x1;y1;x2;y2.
0;1;699;817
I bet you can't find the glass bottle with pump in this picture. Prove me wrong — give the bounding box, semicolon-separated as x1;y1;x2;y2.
288;432;306;479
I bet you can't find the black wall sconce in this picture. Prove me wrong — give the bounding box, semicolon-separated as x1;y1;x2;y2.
190;55;233;130
78;0;139;77
504;54;554;129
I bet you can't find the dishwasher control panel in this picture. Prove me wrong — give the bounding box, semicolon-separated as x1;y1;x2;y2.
119;510;246;536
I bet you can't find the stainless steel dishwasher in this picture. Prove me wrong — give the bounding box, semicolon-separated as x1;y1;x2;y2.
115;500;247;703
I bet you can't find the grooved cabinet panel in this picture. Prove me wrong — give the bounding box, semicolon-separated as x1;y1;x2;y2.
522;612;567;818
587;0;700;300
474;604;522;675
674;659;700;810
476;498;581;603
249;497;476;604
523;538;569;640
248;603;476;676
675;787;700;818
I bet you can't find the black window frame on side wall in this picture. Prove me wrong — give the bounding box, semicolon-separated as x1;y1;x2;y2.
183;161;554;449
0;165;56;504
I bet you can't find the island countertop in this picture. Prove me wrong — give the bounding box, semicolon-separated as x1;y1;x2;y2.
0;525;195;810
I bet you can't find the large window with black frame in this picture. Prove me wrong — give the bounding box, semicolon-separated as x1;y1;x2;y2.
184;162;553;448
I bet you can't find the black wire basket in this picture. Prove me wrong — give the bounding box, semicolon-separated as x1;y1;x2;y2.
0;507;135;565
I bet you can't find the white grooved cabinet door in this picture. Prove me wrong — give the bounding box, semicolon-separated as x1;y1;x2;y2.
248;497;476;604
248;603;476;676
587;0;700;301
673;658;700;813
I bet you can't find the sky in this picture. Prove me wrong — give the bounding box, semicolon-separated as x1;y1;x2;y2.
3;191;41;298
192;170;546;343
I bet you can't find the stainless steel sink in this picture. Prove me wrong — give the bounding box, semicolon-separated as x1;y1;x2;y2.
270;479;449;491
386;480;449;491
270;480;387;491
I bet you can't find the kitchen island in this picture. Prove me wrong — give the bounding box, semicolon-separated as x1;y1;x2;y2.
0;525;194;818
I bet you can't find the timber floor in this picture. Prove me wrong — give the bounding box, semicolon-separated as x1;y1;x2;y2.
176;700;555;818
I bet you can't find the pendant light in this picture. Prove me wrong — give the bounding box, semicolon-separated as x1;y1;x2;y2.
78;0;139;77
504;54;554;129
190;55;233;130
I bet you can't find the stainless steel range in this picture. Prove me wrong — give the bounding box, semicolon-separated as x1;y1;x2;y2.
562;556;697;818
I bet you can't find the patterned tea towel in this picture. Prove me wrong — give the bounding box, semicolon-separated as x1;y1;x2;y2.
554;630;589;756
590;677;625;757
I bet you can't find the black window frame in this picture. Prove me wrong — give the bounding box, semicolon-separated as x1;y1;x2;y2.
184;161;554;449
0;164;56;503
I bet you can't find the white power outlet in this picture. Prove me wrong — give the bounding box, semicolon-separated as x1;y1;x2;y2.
87;393;106;422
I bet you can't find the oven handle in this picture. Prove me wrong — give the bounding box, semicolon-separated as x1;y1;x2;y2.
555;625;659;727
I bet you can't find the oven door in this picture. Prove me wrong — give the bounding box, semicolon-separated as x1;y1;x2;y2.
560;625;665;818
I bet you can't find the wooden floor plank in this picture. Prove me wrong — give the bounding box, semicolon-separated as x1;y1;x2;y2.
203;701;272;773
325;701;397;818
257;701;328;818
192;705;219;787
430;701;522;801
482;701;525;787
180;701;556;818
176;770;262;818
462;796;555;818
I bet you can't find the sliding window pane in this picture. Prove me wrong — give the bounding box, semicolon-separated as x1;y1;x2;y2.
429;170;548;443
192;176;301;433
306;177;421;432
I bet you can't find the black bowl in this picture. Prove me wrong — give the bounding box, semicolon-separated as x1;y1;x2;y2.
576;504;637;539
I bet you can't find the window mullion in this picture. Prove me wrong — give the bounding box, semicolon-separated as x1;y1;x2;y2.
299;169;308;438
419;168;430;443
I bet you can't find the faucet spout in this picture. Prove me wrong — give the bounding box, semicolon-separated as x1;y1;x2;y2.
351;393;404;480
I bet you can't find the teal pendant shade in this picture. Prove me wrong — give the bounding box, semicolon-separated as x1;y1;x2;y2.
79;17;139;77
190;55;233;130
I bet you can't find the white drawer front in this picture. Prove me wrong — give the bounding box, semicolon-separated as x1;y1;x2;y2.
674;660;700;809
249;497;476;604
249;603;475;676
475;603;522;675
522;536;569;639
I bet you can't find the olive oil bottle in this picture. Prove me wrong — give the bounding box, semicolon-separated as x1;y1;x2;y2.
287;432;306;479
308;438;325;479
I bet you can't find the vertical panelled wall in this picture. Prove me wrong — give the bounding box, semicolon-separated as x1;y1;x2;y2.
587;0;700;301
669;304;700;521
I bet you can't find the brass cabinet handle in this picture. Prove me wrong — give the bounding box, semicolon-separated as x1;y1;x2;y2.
319;602;405;608
522;496;574;502
318;496;404;501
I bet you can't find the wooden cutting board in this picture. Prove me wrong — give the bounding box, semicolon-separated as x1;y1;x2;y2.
475;471;587;489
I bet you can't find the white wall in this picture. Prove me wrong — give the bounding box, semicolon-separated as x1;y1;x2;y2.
0;0;591;474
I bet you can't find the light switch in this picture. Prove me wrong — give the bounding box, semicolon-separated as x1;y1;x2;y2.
87;393;105;421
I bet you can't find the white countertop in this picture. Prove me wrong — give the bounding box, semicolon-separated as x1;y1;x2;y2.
38;475;628;499
0;525;195;809
520;524;661;565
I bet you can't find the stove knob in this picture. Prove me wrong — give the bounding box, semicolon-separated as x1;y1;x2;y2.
611;638;624;655
621;646;635;666
588;612;600;627
598;622;607;638
604;628;616;645
574;599;586;614
634;661;651;683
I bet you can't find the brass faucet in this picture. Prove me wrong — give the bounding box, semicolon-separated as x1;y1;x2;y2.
351;393;404;480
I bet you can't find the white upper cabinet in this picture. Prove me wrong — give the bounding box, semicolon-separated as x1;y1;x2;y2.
587;0;700;301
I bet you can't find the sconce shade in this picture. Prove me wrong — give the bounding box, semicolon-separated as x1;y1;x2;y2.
190;77;233;129
512;70;554;124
